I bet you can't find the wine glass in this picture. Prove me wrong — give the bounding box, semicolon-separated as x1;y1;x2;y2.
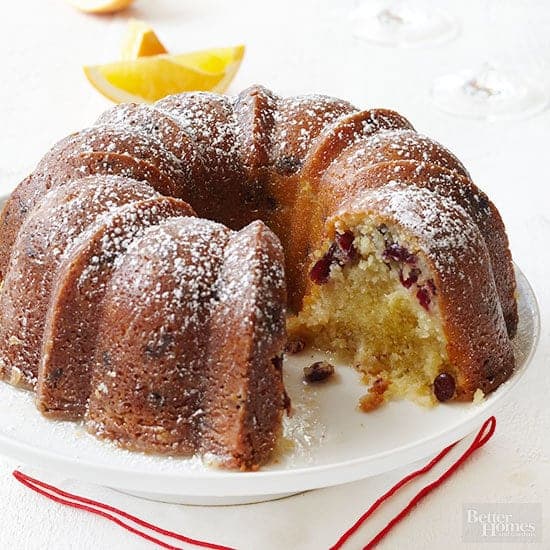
351;0;460;48
431;1;549;120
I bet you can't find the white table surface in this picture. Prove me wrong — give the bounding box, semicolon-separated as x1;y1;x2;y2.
0;1;549;548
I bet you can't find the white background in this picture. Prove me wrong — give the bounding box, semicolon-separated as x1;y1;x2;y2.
0;0;548;548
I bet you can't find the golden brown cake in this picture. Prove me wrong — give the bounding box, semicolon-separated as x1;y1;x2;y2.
0;85;516;468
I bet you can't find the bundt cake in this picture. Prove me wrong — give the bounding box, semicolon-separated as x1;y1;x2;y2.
0;85;517;469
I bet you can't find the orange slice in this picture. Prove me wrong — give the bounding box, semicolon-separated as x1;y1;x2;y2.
66;0;134;14
84;45;245;103
121;20;167;60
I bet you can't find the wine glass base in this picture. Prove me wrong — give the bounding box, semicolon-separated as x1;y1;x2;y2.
431;66;548;121
352;1;459;47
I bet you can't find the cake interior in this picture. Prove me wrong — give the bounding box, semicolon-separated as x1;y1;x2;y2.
289;219;452;409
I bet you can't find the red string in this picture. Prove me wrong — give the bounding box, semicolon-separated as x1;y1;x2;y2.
12;470;235;550
331;416;497;550
12;416;496;550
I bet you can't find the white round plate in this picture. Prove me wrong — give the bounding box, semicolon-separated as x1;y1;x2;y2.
0;264;539;505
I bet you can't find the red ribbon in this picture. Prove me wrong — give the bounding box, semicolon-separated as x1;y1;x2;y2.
11;470;234;550
12;416;496;550
330;415;497;549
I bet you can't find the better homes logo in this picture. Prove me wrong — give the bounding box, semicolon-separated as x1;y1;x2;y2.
462;503;542;543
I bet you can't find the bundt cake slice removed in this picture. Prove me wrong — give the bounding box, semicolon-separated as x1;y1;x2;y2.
289;182;515;408
85;217;287;469
37;196;195;419
0;176;160;389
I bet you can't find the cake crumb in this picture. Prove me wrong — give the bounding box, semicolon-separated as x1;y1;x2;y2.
358;378;388;412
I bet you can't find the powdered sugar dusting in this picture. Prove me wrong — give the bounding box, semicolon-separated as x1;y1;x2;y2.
340;129;470;180
107;217;229;322
155;92;243;183
217;222;286;355
0;177;159;387
353;181;487;276
39;125;191;187
270;94;357;172
96;103;205;178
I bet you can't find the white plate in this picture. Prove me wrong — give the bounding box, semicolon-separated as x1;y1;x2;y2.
0;264;539;505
